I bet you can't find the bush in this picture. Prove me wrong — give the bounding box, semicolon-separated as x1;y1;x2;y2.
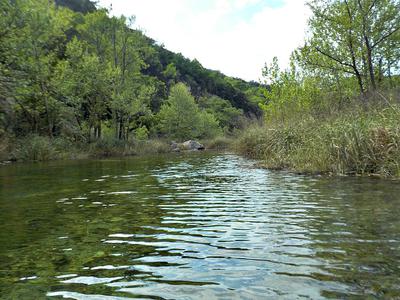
135;126;149;140
134;140;171;155
0;134;11;161
88;137;130;157
14;135;59;161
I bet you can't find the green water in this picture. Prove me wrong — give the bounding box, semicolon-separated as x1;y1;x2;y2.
0;153;399;299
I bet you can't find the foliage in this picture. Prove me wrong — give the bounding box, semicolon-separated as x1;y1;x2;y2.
197;110;222;139
0;0;259;155
258;0;399;122
55;0;96;13
88;136;170;157
198;95;244;131
298;0;400;94
252;0;400;176
202;136;235;151
158;83;222;140
155;47;262;116
14;135;60;161
135;126;149;140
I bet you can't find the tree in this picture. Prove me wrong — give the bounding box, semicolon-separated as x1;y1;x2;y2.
0;0;258;144
53;38;112;141
158;83;221;140
158;83;200;140
299;0;400;94
198;95;244;131
1;0;73;136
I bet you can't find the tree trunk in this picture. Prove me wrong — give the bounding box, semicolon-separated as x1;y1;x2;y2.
357;0;376;90
98;122;101;139
344;1;366;96
43;95;53;138
118;119;123;140
365;39;376;90
377;57;383;83
88;126;92;143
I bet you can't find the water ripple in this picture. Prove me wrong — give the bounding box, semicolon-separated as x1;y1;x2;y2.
1;154;399;299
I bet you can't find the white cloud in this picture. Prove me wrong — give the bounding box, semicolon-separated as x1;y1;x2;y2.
96;0;310;82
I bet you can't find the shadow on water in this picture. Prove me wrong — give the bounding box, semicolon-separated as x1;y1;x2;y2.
0;153;399;299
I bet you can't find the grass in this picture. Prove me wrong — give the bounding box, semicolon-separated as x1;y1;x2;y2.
201;136;235;151
1;135;232;162
236;101;400;177
88;138;171;158
0;135;174;162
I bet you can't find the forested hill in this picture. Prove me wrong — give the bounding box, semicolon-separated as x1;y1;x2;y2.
1;0;265;145
55;0;96;13
56;0;264;115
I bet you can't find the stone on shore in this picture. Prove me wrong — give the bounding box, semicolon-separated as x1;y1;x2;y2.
182;140;205;151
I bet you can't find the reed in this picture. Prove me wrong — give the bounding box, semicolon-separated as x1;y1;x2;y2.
236;104;400;177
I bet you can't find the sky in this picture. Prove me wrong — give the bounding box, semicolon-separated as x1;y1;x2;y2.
96;0;310;82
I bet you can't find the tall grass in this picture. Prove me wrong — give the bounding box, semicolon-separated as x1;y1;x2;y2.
201;136;235;151
236;102;400;177
88;137;171;158
13;135;60;161
5;135;172;162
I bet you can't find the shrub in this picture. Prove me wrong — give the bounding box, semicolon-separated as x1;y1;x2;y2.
135;126;149;140
88;137;129;157
14;135;59;161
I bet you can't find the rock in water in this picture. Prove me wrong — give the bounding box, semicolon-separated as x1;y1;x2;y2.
182;140;205;151
171;141;180;152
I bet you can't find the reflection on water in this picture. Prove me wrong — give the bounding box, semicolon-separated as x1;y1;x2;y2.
0;153;399;299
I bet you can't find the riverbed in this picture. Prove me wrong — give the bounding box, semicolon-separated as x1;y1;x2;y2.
0;153;399;299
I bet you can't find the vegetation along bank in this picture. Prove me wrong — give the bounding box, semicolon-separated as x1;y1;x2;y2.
0;0;261;161
236;0;400;177
1;0;400;178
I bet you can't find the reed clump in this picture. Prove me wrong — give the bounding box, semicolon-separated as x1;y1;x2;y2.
236;105;400;177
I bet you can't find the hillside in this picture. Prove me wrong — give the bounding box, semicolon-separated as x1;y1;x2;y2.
56;0;264;116
0;0;266;152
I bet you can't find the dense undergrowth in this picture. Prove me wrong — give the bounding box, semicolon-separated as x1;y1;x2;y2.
236;96;400;177
0;134;235;162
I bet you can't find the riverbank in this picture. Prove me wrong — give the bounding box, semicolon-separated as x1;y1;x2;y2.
4;105;400;179
235;103;400;178
0;135;235;163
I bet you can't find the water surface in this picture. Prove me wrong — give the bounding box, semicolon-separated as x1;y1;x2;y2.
0;153;399;299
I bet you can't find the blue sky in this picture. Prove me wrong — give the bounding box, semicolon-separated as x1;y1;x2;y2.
97;0;310;81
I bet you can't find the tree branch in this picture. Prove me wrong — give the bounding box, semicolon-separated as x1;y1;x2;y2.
303;58;357;76
314;47;354;69
372;26;400;49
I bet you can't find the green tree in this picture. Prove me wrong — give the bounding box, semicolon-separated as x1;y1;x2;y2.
3;0;73;136
197;110;222;138
299;0;400;94
158;83;221;140
53;38;112;141
158;83;200;140
198;95;244;131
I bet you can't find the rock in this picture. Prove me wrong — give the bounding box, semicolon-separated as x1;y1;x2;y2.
170;141;180;152
182;140;205;151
